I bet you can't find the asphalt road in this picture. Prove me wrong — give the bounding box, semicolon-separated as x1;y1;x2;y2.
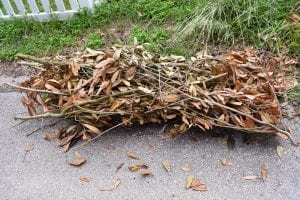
0;74;299;200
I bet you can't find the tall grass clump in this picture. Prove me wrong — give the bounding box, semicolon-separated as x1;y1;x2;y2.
175;0;299;53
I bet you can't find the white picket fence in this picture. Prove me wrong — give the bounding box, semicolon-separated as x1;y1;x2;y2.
0;0;100;21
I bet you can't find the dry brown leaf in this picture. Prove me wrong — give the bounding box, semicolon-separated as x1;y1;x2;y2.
163;94;179;103
114;178;121;189
45;83;60;93
186;175;193;188
83;124;101;135
181;166;191;172
95;58;114;69
99;177;121;191
140;170;152;176
99;187;113;191
221;158;233;166
162;160;171;172
80;177;94;182
129;163;148;172
125;66;137;80
116;163;125;172
191;178;200;187
43;132;54;141
25;145;34;152
127;151;139;160
244;176;258;180
192;184;208;191
261;163;267;181
68;157;86;166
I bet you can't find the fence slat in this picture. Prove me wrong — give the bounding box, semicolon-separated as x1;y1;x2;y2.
2;0;15;15
68;0;79;10
55;0;66;12
78;0;93;9
41;0;51;13
14;0;26;14
0;8;3;16
27;0;40;14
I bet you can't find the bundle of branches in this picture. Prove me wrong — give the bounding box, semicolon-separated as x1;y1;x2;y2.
11;42;298;150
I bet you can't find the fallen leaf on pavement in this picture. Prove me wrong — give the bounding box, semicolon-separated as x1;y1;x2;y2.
43;132;54;141
127;151;139;160
140;170;152;176
186;175;193;188
68;157;86;166
69;151;86;166
191;178;200;187
181;166;192;172
99;178;121;191
114;178;121;189
100;186;113;191
162;160;171;172
276;145;284;157
221;158;233;166
244;176;258;180
80;177;94;182
25;145;34;152
261;163;267;181
192;184;208;191
116;163;125;172
129;163;149;172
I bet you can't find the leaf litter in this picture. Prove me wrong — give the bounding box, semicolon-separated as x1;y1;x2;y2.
186;176;208;191
68;151;86;166
100;178;121;191
80;177;94;182
162;160;171;172
127;151;139;160
276;145;284;157
13;42;299;148
129;163;149;172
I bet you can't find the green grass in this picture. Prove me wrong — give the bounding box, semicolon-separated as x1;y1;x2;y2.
0;0;298;61
174;0;299;55
0;0;199;60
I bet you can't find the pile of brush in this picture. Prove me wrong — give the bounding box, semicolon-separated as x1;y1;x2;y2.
11;41;298;150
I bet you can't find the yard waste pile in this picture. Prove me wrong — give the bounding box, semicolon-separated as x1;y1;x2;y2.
12;42;298;150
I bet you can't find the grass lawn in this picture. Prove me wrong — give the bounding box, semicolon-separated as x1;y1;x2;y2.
0;0;299;60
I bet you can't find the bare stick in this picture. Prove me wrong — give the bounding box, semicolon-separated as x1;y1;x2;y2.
5;83;67;96
15;112;64;120
73;120;129;149
16;53;67;66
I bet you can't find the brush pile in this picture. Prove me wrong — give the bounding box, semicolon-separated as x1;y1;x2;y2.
13;42;298;150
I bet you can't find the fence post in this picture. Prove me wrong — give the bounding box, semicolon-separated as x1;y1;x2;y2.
2;0;15;15
78;0;93;9
14;0;26;15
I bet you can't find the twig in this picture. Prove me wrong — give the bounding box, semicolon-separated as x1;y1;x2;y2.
12;120;27;128
5;83;67;96
73;120;129;149
16;53;67;66
15;112;65;120
17;61;46;71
